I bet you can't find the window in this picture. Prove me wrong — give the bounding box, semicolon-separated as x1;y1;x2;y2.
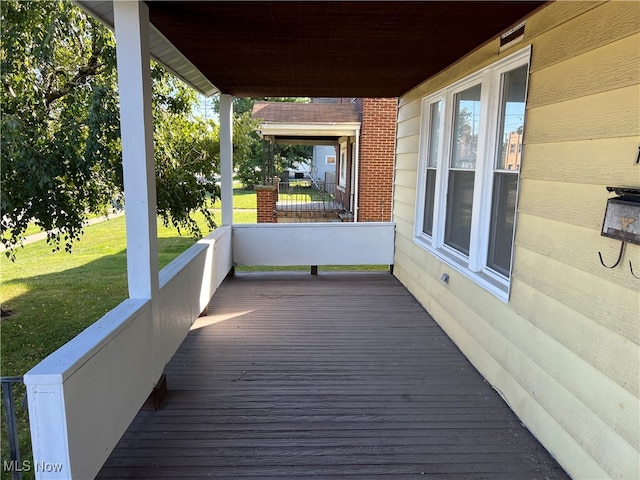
326;155;336;165
422;101;441;236
338;144;348;188
415;47;531;301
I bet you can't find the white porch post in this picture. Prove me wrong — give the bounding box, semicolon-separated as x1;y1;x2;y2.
114;1;159;301
219;93;234;225
353;127;361;222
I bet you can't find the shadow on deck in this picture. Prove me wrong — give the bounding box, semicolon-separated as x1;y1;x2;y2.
97;272;569;479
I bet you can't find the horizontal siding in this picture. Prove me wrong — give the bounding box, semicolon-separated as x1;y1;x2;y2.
513;247;639;343
518;180;612;230
397;98;422;123
522;136;639;185
510;275;639;397
396;114;421;139
393;169;417;190
393;216;414;242
393;183;417;207
396;239;638;447
395;152;418;172
522;2;604;43
400;2;603;107
395;134;419;155
515;213;635;289
392;198;416;228
528;1;640;73
528;33;640;109
525;85;640;145
393;2;640;479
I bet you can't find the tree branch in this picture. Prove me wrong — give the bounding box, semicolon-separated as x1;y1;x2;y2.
44;34;103;109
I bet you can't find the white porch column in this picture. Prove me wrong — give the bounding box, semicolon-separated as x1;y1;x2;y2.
219;93;234;225
114;1;159;301
353;127;361;222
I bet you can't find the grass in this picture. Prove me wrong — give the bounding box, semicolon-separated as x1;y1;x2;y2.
10;207;121;239
211;188;256;209
237;265;388;272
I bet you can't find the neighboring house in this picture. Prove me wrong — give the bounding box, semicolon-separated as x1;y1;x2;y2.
253;98;397;221
312;144;336;185
392;3;639;479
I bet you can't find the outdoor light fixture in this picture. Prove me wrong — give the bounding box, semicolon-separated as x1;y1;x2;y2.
598;186;640;278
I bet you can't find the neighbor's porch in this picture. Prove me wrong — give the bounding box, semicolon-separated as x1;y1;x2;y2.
96;270;568;479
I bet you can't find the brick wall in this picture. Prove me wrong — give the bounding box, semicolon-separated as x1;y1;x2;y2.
256;185;278;223
356;98;397;222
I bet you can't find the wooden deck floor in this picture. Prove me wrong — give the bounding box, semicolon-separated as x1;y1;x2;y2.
98;272;569;479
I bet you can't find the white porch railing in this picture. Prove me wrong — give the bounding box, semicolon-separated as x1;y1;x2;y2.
233;222;395;266
23;226;233;480
23;222;394;479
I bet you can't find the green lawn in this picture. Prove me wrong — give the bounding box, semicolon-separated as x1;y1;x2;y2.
211;188;257;209
1;216;200;376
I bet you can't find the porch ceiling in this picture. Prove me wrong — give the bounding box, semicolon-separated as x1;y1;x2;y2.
147;1;544;97
144;1;546;98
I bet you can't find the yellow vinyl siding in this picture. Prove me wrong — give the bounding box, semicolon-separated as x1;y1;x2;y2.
516;213;637;290
528;1;640;73
393;1;640;478
517;180;612;230
395;152;419;172
525;85;640;144
523;137;639;185
393;169;417;190
395;134;419;155
514;247;639;344
527;33;640;109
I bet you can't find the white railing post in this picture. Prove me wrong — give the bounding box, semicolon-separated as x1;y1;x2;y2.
220;93;234;225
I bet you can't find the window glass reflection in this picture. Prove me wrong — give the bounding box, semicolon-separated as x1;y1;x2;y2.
452;84;481;169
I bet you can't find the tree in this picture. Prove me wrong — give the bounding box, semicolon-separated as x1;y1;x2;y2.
151;66;219;236
1;0;219;259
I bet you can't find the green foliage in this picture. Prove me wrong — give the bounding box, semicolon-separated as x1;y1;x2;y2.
1;0;120;257
0;0;220;260
232;110;263;188
152;66;219;235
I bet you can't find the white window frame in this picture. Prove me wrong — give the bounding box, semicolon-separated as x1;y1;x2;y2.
414;46;531;302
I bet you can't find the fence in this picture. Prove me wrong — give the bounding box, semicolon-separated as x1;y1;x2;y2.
276;181;343;222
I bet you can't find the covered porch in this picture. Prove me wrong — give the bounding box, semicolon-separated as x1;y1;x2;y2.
97;271;568;479
20;1;567;478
